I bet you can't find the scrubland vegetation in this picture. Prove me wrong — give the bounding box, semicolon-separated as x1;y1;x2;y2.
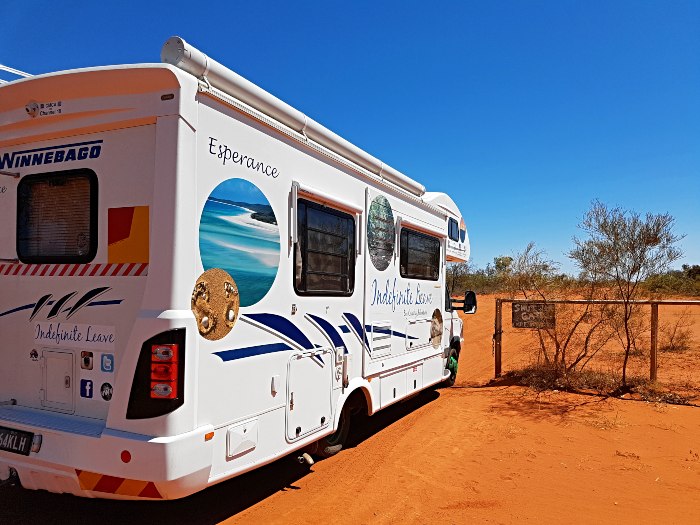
450;201;699;403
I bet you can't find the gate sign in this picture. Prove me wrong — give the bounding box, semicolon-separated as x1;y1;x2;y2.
512;302;555;329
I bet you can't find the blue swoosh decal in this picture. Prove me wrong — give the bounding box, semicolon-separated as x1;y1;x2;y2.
307;314;345;348
214;342;291;362
29;294;52;321
0;299;122;319
0;303;35;318
244;313;314;350
85;300;123;308
343;312;369;348
395;330;419;340
372;327;419;340
48;292;78;319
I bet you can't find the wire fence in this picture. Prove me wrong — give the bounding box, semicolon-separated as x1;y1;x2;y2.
492;299;700;399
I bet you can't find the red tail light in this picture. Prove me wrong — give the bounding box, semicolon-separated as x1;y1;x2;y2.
150;363;178;381
152;344;177;362
150;344;178;399
127;328;185;419
126;328;187;419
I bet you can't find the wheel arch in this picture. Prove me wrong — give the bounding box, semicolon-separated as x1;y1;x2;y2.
332;380;374;430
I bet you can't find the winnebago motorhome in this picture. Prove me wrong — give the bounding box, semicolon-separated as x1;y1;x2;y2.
0;37;475;500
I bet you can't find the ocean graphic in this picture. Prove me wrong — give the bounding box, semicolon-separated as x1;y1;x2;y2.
199;180;280;307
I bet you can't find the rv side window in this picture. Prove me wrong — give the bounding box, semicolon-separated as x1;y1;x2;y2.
295;198;355;295
448;218;459;241
399;228;440;281
17;169;98;263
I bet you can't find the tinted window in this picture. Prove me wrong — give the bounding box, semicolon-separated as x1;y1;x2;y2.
17;169;98;263
400;228;440;281
295;199;355;295
448;218;459;241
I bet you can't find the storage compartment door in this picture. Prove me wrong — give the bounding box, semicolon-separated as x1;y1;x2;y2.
286;349;333;441
405;319;432;351
41;350;74;413
380;369;407;408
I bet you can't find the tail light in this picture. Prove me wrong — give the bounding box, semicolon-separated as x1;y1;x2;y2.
150;344;179;399
127;328;185;419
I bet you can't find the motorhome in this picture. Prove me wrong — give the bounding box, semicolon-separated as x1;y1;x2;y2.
0;37;475;500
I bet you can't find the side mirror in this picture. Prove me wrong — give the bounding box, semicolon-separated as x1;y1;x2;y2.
463;291;477;314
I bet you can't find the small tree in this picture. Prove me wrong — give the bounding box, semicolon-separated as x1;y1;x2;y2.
682;264;700;280
506;243;614;382
507;243;556;300
494;256;514;274
569;201;683;386
492;255;513;290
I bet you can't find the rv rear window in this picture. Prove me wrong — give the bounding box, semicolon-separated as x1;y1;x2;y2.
17;169;98;263
448;218;460;241
295;199;355;295
399;228;440;281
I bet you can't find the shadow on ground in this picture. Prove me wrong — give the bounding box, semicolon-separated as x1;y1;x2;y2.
0;389;440;525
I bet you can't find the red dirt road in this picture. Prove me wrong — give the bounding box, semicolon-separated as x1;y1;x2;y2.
1;297;699;524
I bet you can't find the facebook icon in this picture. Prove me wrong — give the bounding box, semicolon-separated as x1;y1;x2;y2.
80;379;93;399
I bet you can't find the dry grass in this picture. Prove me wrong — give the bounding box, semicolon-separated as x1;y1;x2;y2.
503;365;695;405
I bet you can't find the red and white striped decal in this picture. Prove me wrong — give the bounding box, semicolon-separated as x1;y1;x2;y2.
0;263;148;277
76;469;163;499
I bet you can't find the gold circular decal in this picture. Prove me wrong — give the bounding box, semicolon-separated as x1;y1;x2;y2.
191;268;240;340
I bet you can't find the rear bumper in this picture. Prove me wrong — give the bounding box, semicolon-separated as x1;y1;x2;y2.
0;407;214;500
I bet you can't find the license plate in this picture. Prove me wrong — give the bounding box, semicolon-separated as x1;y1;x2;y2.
0;426;34;456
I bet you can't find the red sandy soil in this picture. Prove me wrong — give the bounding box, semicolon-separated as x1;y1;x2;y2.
1;296;699;524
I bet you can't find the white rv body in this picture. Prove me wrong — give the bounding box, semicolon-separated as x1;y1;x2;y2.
0;38;471;500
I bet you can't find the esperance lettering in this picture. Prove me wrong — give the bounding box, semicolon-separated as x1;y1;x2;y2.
208;137;280;178
370;278;434;312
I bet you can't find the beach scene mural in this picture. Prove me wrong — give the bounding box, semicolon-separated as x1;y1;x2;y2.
199;178;280;307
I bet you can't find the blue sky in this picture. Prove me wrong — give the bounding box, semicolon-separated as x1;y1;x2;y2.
2;1;698;274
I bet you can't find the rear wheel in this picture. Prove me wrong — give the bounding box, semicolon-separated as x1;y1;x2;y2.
315;404;351;458
444;347;459;387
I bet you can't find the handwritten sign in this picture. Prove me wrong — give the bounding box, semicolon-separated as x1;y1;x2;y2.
512;302;555;329
35;322;115;351
208;136;280;178
370;278;434;313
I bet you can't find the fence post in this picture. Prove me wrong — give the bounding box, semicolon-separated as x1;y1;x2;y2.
650;302;658;382
494;299;502;378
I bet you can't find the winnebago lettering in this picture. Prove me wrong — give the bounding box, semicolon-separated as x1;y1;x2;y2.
0;140;102;169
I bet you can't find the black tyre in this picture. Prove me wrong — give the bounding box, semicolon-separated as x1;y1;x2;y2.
315;405;351;458
444;347;459;387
